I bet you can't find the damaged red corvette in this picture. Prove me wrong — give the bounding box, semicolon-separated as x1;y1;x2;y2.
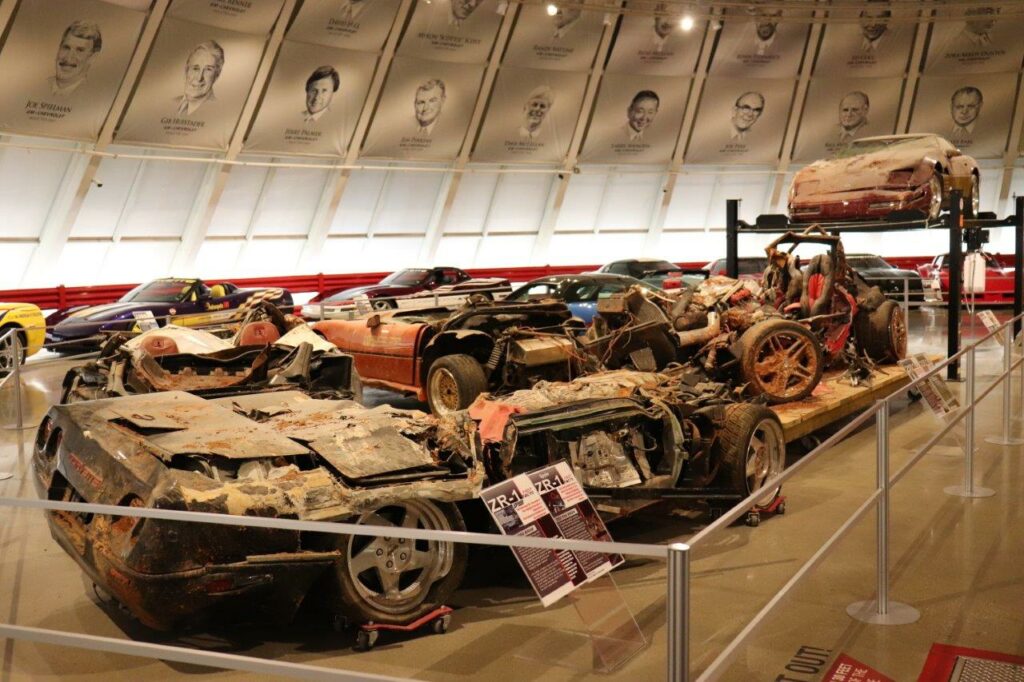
788;134;979;222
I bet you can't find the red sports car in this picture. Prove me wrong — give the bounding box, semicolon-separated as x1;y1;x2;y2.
789;134;979;222
918;252;1016;304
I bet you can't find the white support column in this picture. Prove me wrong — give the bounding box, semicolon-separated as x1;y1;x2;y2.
24;0;171;286
894;9;932;134
643;14;718;254
998;77;1024;206
171;0;298;273
768;8;826;210
419;5;520;263
532;10;621;262
298;0;414;269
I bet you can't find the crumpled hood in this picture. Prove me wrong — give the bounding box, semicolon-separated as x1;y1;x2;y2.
794;141;938;195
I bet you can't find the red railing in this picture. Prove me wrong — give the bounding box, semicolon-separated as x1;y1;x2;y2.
0;264;605;309
0;256;976;310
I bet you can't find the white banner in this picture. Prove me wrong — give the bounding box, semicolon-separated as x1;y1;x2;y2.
792;77;903;163
244;42;377;156
606;9;704;77
361;56;484;160
398;0;502;64
579;73;690;164
115;18;267;150
473;67;587;163
909;73;1018;159
813;6;917;78
709;9;810;78
925;6;1024;75
0;0;145;141
503;6;605;72
287;0;403;51
168;0;284;34
686;77;794;164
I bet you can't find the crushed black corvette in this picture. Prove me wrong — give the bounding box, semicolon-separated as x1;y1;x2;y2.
34;368;782;631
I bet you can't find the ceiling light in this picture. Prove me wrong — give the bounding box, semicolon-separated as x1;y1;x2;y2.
680;15;695;31
546;3;558;16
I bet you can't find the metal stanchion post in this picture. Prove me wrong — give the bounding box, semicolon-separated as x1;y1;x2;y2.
667;543;690;682
946;346;995;497
848;400;919;625
986;325;1024;445
14;335;22;431
2;333;33;432
902;277;910;321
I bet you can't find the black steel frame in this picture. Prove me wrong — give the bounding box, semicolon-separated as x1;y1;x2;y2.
724;196;1024;381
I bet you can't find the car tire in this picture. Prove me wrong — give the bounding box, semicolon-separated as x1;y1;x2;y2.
712;403;785;508
372;299;396;311
927;175;943;220
426;354;488;416
737;319;823;404
0;325;26;378
330;499;468;626
855;300;907;362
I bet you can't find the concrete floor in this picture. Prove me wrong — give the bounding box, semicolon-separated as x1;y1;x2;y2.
0;307;1022;681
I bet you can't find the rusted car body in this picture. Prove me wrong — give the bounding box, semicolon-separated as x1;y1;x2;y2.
788;134;979;222
61;304;359;404
34;368;784;631
598;228;907;404
315;302;591;415
34;390;481;631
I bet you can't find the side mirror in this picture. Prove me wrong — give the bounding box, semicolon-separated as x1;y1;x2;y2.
366;314;381;329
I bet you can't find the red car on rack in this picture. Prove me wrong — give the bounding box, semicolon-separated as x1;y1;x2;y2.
918;252;1016;304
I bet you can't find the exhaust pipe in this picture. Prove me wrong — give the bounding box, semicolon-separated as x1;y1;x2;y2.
676;312;721;347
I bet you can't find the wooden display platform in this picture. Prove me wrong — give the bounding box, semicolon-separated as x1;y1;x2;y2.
771;364;910;443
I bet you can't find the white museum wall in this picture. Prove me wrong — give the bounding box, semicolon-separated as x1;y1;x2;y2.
2;140;1024;289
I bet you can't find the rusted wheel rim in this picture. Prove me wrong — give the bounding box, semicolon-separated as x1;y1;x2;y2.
746;419;784;506
429;367;460;414
346;501;455;616
889;308;907;358
752;331;819;400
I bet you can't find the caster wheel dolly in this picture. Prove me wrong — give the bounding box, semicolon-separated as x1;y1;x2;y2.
353;606;453;652
745;495;786;527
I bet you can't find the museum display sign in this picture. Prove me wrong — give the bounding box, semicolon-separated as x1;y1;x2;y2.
360;56;484;160
473;66;587;163
792;77;903;163
287;0;403;52
481;461;623;607
0;0;145;141
686;76;794;164
115;17;268;150
580;73;690;164
397;0;502;64
244;41;377;156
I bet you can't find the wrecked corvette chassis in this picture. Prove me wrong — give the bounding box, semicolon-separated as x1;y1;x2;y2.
60;305;360;404
33;368;783;630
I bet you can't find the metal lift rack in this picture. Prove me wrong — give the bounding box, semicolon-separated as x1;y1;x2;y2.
723;194;1024;380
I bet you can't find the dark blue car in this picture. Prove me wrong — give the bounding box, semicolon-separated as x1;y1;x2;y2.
46;278;292;352
505;274;659;325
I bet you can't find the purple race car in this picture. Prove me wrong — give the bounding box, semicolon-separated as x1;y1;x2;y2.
46;278;293;353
